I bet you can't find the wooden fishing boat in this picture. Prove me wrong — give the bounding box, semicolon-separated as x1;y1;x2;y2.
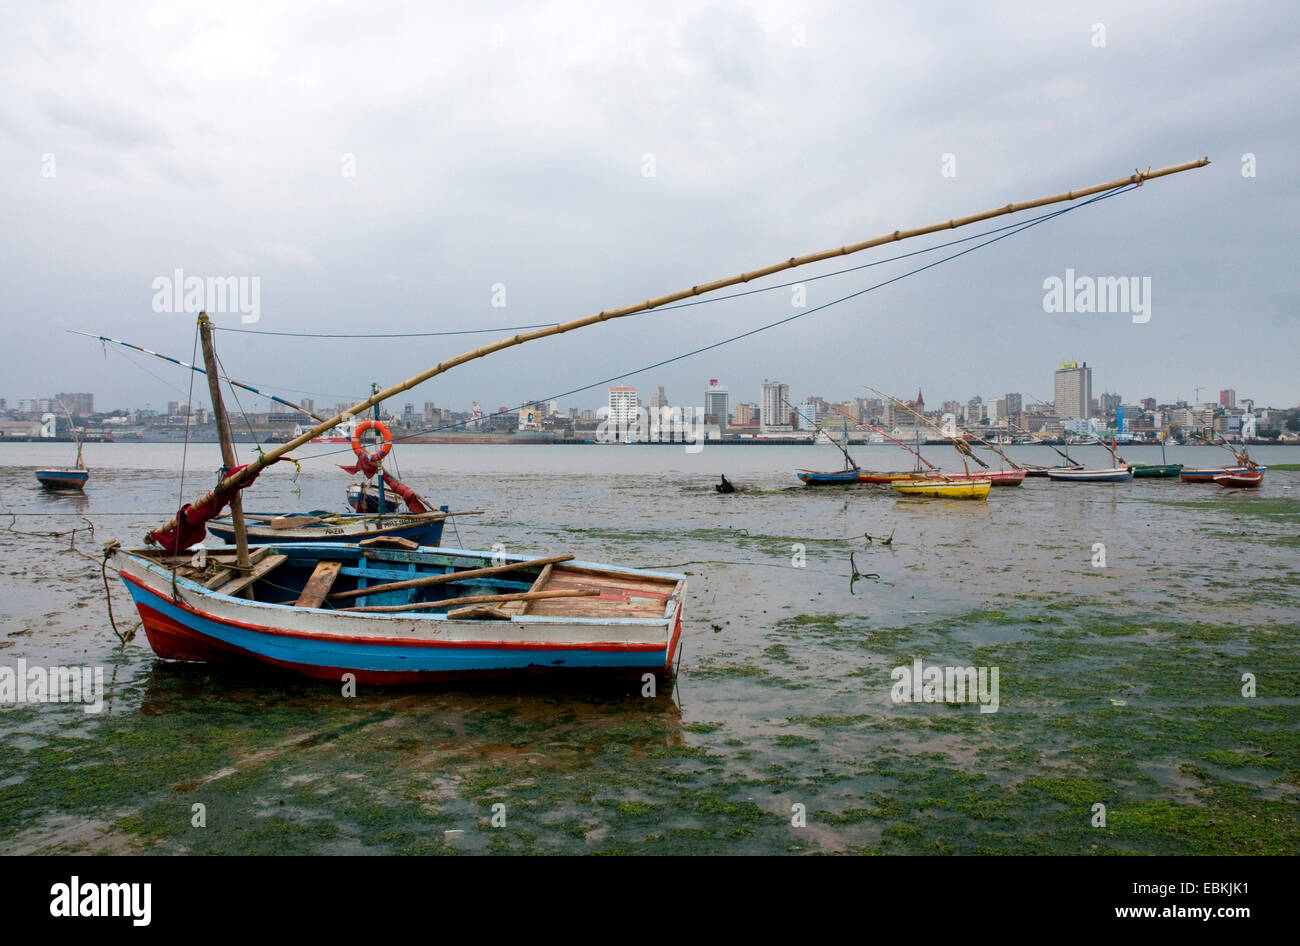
1022;464;1084;477
891;477;991;499
1213;470;1263;488
110;544;686;683
347;483;394;513
1131;463;1184;478
797;468;862;485
1045;466;1133;482
857;470;919;483
791;405;862;485
206;509;475;546
932;468;1026;487
35;467;89;490
1181;466;1266;483
35;404;89;490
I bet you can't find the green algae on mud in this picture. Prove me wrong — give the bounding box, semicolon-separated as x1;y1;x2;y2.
4;453;1300;854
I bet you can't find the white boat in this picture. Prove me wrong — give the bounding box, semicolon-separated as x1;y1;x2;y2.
1045;465;1133;482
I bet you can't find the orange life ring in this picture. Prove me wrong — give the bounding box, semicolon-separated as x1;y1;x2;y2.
350;419;393;463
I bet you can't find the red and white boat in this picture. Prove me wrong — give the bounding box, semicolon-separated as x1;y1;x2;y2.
1213;470;1263;489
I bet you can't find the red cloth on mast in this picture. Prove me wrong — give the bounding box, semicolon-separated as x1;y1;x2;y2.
383;475;429;514
338;457;380;479
148;463;266;553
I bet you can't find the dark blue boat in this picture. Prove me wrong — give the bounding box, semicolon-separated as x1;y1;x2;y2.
796;468;862;485
35;468;90;490
208;508;449;546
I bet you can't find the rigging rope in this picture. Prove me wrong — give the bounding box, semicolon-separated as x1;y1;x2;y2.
295;184;1137;464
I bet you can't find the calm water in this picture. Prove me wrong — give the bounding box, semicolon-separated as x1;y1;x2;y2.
2;441;1298;854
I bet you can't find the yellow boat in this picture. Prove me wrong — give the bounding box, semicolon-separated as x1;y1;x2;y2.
891;477;991;500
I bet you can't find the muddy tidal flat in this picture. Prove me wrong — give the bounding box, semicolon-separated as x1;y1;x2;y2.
2;442;1298;855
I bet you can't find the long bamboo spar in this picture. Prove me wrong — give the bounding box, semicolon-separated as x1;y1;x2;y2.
148;158;1209;540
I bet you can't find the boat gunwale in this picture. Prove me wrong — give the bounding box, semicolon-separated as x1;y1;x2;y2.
115;545;684;629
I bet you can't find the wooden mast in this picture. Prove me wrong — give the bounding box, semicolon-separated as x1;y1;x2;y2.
784;397;857;469
197;312;252;573
148;158;1209;540
864;385;991;470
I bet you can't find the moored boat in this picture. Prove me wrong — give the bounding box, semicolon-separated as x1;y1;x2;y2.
857;470;919;483
1045;466;1133;482
1023;464;1085;477
891;477;991;499
35;468;89;490
932;468;1026;487
35;403;89;490
111;544;686;683
797;468;862;485
1181;466;1266;483
207;509;474;546
1131;463;1184;478
1213;470;1263;488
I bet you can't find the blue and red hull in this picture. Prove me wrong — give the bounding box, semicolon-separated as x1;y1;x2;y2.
1180;466;1266;483
797;468;861;485
113;545;685;684
35;469;88;490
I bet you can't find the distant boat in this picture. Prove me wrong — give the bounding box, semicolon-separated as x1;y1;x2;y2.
1046;466;1133;482
35;467;89;490
298;416;358;445
1023;463;1085;477
790;400;861;486
857;470;918;484
35;404;88;491
1213;470;1263;489
797;468;862;485
1180;466;1266;483
932;468;1026;487
891;477;991;500
1131;463;1183;478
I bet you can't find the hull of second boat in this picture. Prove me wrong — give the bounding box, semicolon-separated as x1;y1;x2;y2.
1045;467;1133;482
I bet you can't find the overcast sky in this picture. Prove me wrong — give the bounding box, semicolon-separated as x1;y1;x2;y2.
2;0;1296;418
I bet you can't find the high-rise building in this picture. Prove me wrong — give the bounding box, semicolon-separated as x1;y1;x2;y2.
1219;389;1236;410
760;381;792;433
732;402;757;426
648;386;668;415
608;387;639;429
1100;392;1122;417
55;393;94;417
1053;361;1092;420
1004;393;1022;425
704;380;729;426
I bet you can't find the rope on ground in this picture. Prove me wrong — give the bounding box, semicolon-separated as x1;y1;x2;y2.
100;540;138;646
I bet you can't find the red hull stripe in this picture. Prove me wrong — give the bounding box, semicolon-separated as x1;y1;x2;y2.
121;570;668;652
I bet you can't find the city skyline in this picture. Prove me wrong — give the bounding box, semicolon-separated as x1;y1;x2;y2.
6;358;1294;432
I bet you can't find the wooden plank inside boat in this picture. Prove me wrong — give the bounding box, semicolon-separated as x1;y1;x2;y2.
294;560;342;608
360;535;420;550
528;570;673;618
215;554;288;598
500;562;554;616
